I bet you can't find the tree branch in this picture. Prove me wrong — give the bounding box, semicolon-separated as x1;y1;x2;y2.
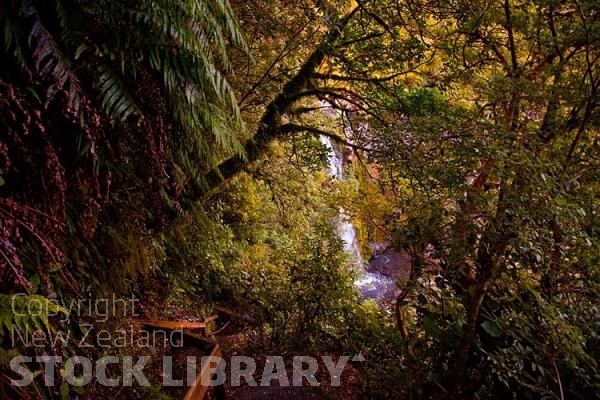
203;7;360;192
238;18;313;107
356;0;393;36
311;71;406;82
335;31;384;48
279;123;372;152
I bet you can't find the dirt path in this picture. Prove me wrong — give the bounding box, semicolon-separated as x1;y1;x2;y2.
218;354;361;400
213;335;361;400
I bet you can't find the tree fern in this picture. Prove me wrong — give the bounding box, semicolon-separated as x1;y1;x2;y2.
130;0;247;162
0;0;249;296
86;0;248;185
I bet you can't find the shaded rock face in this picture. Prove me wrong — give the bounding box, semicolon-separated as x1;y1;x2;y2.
368;241;390;255
367;248;412;284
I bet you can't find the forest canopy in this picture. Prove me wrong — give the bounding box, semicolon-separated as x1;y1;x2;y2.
1;0;599;399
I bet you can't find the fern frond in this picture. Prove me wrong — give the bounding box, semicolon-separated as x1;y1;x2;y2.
129;0;246;127
96;65;143;121
0;294;65;338
24;4;83;116
0;348;21;368
0;0;18;54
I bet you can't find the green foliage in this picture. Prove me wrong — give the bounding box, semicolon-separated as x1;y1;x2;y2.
346;0;600;397
0;0;248;295
132;142;361;352
0;294;65;338
199;163;359;350
227;224;356;350
1;0;600;399
343;301;407;399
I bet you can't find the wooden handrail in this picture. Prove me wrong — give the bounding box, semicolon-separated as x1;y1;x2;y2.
183;344;224;400
136;318;225;399
137;320;208;330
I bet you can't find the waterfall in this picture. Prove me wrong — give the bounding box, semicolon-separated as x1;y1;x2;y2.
317;100;398;301
320;135;344;180
320;135;396;300
319;136;364;266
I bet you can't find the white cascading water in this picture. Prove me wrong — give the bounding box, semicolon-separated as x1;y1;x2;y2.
320;136;394;299
319;136;362;261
